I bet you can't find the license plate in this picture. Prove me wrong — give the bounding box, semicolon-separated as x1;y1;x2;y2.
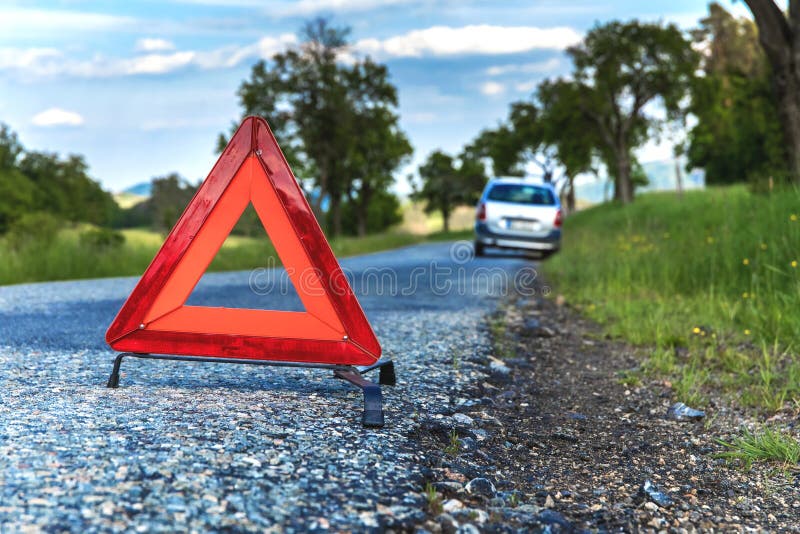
508;220;540;232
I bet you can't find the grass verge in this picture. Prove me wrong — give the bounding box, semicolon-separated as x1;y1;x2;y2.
717;427;800;469
543;185;800;412
0;226;472;286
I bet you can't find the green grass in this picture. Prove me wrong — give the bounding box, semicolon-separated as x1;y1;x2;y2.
544;185;800;411
423;483;443;514
717;427;800;469
0;225;473;286
444;429;460;455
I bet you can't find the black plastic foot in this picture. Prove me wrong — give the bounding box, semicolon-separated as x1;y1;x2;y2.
357;359;397;386
334;368;386;428
378;361;396;386
362;384;385;427
106;353;124;388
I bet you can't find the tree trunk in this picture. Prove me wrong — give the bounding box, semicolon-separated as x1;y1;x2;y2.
442;206;450;233
744;0;800;182
356;211;367;237
566;178;576;213
356;186;372;238
615;149;633;204
675;157;684;198
329;194;342;237
773;66;800;181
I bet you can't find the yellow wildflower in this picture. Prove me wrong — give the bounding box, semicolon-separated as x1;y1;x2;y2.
744;329;751;336
792;261;798;268
791;214;798;222
692;327;701;334
742;258;749;266
742;292;749;299
706;236;714;244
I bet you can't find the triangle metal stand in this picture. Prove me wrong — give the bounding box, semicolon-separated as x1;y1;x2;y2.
106;353;396;428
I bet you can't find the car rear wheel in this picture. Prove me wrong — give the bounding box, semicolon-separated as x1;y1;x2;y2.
474;240;485;257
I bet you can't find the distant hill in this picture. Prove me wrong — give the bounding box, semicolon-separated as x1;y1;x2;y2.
576;159;705;204
122;182;152;197
114;191;147;209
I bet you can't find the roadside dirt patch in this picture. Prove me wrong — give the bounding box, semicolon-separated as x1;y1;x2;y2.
412;292;800;532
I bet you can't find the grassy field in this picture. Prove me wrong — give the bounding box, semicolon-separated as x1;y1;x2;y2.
0;224;472;286
545;186;800;412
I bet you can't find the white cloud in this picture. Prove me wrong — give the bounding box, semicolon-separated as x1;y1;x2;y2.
31;108;85;127
514;81;538;93
355;25;582;58
174;0;415;15
123;52;196;75
193;34;297;69
274;0;415;16
0;7;133;34
136;38;176;52
0;33;296;78
480;81;505;96
0;48;63;77
486;58;561;76
405;111;438;124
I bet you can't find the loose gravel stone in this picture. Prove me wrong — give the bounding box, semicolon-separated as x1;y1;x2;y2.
464;478;496;498
639;479;674;508
667;401;706;421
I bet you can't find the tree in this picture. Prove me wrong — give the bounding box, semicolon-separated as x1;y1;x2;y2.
413;150;487;232
0;123;35;231
565;21;698;203
0;123;23;170
471;102;557;181
149;173;197;231
342;59;412;236
0;123;118;231
744;0;800;181
225;18;410;237
0;167;37;232
688;3;787;185
536;80;598;213
18;150;117;226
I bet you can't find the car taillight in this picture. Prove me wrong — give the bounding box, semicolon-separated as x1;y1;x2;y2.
554;209;563;228
476;203;486;221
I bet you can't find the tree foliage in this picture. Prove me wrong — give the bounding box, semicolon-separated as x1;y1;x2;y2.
116;173;198;232
413;150;487;232
564;20;698;203
225;18;411;236
743;0;800;182
688;3;788;185
471;102;559;181
469;20;697;207
0;123;118;233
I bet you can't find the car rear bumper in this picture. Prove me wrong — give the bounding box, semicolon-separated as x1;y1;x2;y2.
475;223;561;251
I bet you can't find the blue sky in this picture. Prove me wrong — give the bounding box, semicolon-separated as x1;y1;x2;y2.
0;0;747;194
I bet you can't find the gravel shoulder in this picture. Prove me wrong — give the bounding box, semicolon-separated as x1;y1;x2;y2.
410;289;800;532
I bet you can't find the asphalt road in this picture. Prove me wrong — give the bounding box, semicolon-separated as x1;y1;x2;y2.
0;241;536;531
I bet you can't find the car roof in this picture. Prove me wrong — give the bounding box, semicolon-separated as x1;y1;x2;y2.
486;177;556;190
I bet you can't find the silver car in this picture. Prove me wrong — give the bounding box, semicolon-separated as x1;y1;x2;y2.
474;178;562;258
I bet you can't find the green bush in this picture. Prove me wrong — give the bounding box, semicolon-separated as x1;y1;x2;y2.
79;227;126;250
5;211;62;251
338;190;403;235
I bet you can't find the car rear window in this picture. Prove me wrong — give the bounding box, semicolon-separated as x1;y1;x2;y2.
486;183;556;205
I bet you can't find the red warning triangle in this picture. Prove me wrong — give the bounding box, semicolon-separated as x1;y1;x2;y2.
106;116;381;366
